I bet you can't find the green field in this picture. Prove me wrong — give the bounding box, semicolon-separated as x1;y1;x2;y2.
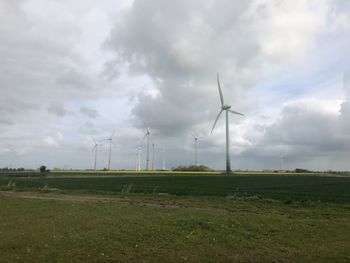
1;173;350;262
1;174;350;203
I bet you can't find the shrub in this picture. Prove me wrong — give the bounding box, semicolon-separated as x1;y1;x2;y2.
172;165;213;172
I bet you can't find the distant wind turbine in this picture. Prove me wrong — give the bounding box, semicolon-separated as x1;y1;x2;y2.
135;146;142;172
138;128;151;170
91;139;99;170
280;155;285;171
211;73;244;173
136;131;149;172
144;128;151;170
103;131;115;170
161;149;166;170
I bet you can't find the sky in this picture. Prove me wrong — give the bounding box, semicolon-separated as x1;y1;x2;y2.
1;0;350;171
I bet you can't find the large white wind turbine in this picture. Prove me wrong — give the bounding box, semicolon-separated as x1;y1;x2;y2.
104;131;115;170
211;73;244;173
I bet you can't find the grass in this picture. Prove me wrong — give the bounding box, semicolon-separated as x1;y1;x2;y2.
1;173;350;262
0;195;350;262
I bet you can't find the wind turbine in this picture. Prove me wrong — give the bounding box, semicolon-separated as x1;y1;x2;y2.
104;131;115;170
211;73;244;173
135;146;141;172
91;139;99;170
161;149;166;170
192;134;201;166
136;132;148;172
280;155;285;171
144;128;151;170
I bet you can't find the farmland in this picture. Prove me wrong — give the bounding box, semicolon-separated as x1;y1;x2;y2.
1;173;350;262
1;173;350;203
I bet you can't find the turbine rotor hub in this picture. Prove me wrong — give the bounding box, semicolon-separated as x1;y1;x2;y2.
221;104;231;110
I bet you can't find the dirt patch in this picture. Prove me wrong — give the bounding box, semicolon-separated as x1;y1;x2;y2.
0;191;227;213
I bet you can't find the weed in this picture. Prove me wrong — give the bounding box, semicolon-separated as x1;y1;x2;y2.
121;183;133;194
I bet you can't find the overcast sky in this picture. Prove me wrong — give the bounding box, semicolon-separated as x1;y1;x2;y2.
1;0;350;171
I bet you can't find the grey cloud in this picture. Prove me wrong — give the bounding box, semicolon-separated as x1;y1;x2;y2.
340;72;350;132
105;0;335;138
0;98;37;114
80;106;99;118
100;0;350;170
56;68;91;91
242;97;350;170
47;103;68;117
0;118;14;126
101;60;121;81
0;0;132;168
0;0;109;121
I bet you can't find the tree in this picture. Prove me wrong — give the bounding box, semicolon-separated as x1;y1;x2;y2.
39;165;47;173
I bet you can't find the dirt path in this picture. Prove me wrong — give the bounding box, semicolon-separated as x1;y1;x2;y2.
0;191;227;213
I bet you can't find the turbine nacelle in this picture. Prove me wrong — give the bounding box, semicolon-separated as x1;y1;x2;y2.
221;104;231;110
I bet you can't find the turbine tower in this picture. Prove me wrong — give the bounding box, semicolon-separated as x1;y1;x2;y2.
145;128;150;170
280;155;285;171
192;134;201;166
138;128;150;171
161;149;166;170
92;139;98;170
104;131;115;170
151;142;155;171
137;146;141;172
211;73;244;173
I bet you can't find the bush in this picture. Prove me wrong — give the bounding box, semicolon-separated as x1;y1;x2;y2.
39;166;49;173
295;168;311;173
172;165;213;172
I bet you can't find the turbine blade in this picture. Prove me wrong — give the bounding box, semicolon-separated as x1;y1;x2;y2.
139;133;148;145
111;130;116;138
211;109;224;133
217;73;224;106
228;109;244;116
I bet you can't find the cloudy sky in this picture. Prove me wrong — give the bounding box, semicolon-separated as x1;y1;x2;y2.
1;0;350;171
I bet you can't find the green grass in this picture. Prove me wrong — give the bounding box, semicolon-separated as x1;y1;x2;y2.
1;175;350;203
0;195;350;262
1;174;350;262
